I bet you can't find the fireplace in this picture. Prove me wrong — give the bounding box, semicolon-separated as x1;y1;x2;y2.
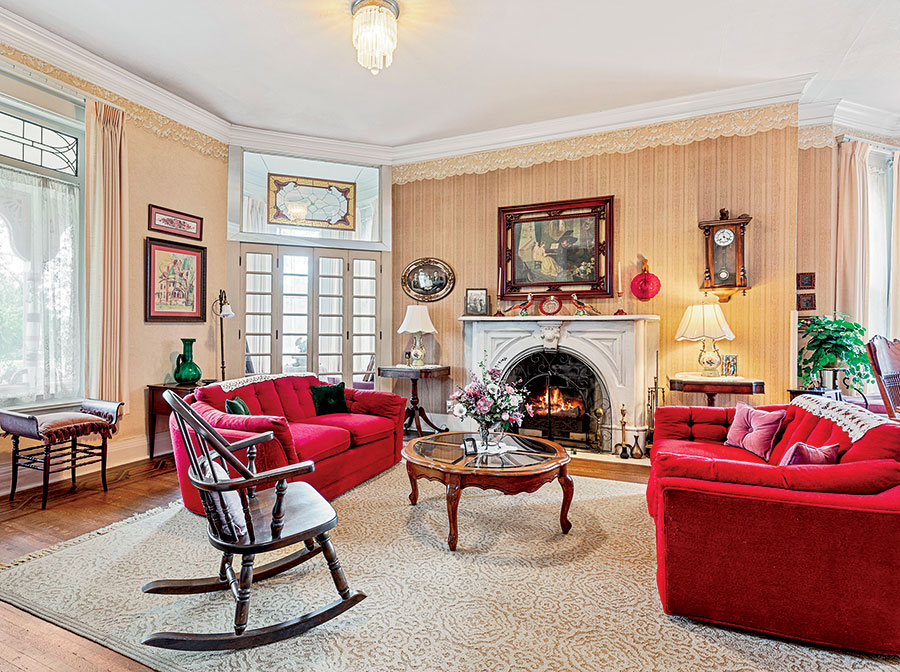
505;350;611;452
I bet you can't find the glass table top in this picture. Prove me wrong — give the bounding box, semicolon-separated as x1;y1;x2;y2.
409;432;560;470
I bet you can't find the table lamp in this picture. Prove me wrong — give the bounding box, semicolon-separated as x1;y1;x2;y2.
675;303;734;377
398;305;437;367
212;289;236;380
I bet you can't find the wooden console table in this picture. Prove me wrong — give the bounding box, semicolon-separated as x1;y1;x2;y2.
146;382;206;458
669;372;765;407
377;365;450;437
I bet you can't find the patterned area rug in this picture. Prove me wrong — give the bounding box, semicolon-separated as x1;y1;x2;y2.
0;465;895;672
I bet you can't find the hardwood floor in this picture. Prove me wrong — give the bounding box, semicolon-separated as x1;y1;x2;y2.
0;452;648;670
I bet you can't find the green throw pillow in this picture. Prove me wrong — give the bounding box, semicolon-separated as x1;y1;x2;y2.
225;396;251;415
311;382;349;415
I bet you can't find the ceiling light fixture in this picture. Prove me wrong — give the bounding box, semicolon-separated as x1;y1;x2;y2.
351;0;399;75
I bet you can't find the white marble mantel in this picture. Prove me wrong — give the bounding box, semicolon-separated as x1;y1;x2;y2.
460;314;660;443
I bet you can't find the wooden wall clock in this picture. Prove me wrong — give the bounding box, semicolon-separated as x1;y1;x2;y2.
699;208;751;302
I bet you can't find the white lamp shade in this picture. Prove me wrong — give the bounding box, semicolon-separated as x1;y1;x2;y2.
397;305;437;334
675;304;735;341
220;300;235;319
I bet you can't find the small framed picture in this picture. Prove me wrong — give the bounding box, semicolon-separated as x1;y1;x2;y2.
145;238;207;322
464;288;490;316
148;204;203;240
796;272;816;290
796;293;817;311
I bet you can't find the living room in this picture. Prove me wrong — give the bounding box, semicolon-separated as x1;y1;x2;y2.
0;1;898;670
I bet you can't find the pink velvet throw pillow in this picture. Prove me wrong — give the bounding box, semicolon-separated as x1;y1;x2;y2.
779;441;840;466
724;402;786;461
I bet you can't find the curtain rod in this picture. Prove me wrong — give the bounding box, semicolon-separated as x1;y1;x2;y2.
0;53;124;112
836;133;900;153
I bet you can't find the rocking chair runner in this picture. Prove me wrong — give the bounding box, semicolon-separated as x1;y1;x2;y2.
141;390;365;651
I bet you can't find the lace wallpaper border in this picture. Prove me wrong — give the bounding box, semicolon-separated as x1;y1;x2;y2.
393;103;799;184
0;43;228;162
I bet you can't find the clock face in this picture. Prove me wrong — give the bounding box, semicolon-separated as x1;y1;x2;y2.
714;228;735;247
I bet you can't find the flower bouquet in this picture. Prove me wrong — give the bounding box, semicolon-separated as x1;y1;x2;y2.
449;359;533;454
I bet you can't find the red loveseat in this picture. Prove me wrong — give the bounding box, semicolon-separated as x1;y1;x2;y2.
169;374;407;515
647;395;900;654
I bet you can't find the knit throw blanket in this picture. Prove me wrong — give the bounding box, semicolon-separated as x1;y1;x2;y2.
208;373;318;394
790;394;892;443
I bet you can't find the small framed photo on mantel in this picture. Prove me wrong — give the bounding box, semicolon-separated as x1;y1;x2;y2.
464;288;490;316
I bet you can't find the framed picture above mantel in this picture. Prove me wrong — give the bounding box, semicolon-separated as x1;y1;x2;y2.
497;196;614;300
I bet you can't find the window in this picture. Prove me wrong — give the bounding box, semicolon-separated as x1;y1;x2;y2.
0;98;84;407
240;244;382;388
865;150;895;340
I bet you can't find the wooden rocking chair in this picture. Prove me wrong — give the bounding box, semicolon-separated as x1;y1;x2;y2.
141;390;365;651
867;335;900;419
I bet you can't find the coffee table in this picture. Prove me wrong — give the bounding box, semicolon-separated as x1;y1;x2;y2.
403;431;574;551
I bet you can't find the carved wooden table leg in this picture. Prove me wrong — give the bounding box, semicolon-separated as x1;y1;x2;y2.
445;475;461;551
559;466;574;534
407;462;419;505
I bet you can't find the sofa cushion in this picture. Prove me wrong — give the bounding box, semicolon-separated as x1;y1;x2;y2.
779;441;839;466
651;438;767;464
310;382;350;415
288;422;351;463
196;378;287;417
725;403;786;461
301;413;395;446
654;453;900;494
225;396;251;415
272;375;320;421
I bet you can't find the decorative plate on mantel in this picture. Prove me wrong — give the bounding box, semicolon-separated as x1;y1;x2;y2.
539;296;561;315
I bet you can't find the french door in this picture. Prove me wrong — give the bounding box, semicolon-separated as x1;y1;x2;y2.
240;244;382;388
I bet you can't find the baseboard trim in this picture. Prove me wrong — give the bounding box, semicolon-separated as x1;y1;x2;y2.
0;432;172;495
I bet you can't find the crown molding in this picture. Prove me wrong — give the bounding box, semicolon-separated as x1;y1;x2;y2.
833;100;900;138
229;124;393;166
0;7;230;142
391;74;813;164
798;100;839;128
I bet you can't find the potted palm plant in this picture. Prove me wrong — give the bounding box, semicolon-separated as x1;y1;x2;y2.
797;313;873;389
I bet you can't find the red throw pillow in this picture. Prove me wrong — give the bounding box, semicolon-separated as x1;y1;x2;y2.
779;441;839;466
725;402;786;461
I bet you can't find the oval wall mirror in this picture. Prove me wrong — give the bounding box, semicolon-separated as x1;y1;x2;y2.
401;257;455;302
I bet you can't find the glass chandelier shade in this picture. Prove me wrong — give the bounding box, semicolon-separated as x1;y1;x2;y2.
351;0;399;75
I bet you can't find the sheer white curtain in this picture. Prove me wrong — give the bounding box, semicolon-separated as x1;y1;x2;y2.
866;150;893;339
0;165;82;405
242;196;266;232
890;151;900;338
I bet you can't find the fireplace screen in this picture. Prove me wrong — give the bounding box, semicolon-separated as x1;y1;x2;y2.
504;350;611;452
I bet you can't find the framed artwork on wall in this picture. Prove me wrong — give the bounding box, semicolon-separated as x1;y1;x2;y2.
147;204;203;240
796;272;816;290
464;288;490;315
796;293;817;311
145;237;207;322
498;196;614;300
266;173;356;231
401;257;455;302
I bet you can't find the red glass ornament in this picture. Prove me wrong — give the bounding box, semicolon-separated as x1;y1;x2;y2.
630;259;661;301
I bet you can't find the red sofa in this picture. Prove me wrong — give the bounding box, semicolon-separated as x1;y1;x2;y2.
648;395;900;654
169;374;407;515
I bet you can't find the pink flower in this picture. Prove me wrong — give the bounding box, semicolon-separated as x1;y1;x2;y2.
501;412;510;421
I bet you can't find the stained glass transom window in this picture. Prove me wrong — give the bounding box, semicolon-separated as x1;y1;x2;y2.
0;109;78;176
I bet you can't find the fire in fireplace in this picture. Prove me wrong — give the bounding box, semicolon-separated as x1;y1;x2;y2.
505;350;610;452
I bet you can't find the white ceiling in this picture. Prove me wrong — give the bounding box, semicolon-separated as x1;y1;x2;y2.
0;0;898;146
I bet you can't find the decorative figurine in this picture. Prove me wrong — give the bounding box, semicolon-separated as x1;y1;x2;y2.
594;406;606;452
507;293;534;317
571;294;599;316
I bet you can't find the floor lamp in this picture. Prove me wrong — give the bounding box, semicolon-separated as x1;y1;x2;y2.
212;289;235;381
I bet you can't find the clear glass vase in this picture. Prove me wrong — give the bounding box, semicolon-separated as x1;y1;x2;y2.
476;422;505;455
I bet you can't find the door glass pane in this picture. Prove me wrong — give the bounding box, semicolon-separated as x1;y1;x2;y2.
319;257;343;276
319;335;342;353
317;256;345;376
351;255;378;388
281;251;311;377
319;316;342;334
244;250;274;376
283;334;308;355
283;355;307;373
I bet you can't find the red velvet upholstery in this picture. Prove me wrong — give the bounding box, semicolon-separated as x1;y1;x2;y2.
170;376;406;515
649;401;900;654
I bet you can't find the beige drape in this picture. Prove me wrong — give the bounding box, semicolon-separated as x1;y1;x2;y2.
891;151;900;338
835;141;870;325
85;100;129;404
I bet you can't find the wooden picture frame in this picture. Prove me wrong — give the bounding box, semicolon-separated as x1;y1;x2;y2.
145;238;207;322
464;288;490;316
796;272;816;290
498;196;614;300
147;204;203;240
796;293;817;312
401;258;455;302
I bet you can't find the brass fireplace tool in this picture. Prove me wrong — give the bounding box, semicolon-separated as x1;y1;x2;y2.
593;407;605;451
614;405;643;459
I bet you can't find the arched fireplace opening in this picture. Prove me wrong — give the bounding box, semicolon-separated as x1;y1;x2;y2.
504;349;611;453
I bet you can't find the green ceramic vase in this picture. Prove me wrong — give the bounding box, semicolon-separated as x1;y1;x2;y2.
174;337;202;384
